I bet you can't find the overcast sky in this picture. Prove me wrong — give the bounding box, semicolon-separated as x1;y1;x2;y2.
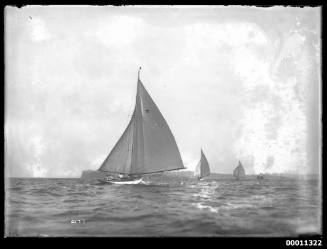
5;6;321;178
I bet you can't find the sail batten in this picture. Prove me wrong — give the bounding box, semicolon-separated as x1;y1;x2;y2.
98;71;184;175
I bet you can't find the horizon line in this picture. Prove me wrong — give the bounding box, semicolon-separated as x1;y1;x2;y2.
5;172;321;179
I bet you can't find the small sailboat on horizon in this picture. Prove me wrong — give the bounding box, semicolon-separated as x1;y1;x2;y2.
257;173;264;180
194;149;211;181
96;67;185;184
233;160;245;180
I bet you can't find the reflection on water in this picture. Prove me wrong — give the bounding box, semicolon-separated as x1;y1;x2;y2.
5;174;321;237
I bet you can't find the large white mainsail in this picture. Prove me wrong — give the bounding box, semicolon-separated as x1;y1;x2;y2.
98;68;184;176
194;149;210;179
233;161;245;179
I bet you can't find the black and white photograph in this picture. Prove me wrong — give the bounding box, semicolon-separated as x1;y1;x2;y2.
4;5;322;237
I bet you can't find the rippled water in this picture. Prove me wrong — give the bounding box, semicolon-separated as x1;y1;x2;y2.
5;173;321;237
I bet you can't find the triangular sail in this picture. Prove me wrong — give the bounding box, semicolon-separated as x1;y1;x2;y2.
99;69;184;175
233;161;245;178
134;80;184;174
98;111;134;174
194;150;210;178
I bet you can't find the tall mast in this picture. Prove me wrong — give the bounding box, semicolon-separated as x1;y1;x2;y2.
138;66;142;81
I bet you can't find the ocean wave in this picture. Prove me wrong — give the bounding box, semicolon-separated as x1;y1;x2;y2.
5;176;321;237
7;187;23;191
192;202;219;213
29;189;64;197
87;213;161;223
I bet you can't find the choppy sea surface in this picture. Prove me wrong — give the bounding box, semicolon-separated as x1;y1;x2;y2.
5;173;321;237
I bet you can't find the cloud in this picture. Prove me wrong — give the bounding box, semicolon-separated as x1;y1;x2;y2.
186;22;267;48
5;6;320;177
233;30;310;175
28;17;51;42
93;15;146;47
182;153;200;171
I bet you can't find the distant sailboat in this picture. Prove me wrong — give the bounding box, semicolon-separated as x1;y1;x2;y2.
257;173;264;180
194;149;210;180
233;161;245;180
97;67;185;184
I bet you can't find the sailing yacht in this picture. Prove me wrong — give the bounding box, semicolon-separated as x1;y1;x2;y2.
194;149;210;180
97;67;185;184
233;161;245;180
